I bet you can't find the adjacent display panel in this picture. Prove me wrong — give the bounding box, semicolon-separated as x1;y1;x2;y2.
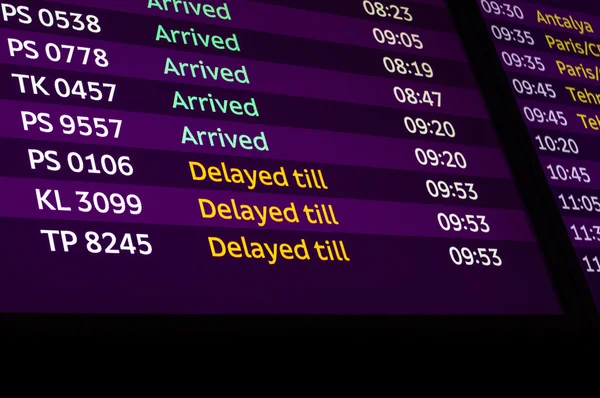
479;0;600;310
0;0;561;314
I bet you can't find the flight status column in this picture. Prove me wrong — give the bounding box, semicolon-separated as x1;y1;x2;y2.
0;0;560;314
478;0;600;309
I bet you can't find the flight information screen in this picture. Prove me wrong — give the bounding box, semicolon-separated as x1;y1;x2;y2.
479;0;600;310
0;0;560;314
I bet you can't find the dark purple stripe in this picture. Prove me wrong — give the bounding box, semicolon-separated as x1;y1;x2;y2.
0;176;537;241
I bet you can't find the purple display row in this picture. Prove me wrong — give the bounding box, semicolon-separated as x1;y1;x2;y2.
564;215;600;248
0;176;537;242
540;154;600;190
0;28;487;117
496;43;600;88
480;0;600;40
517;98;600;137
0;99;512;179
44;0;463;60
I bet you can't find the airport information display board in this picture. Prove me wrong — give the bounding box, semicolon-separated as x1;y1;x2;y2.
0;0;561;314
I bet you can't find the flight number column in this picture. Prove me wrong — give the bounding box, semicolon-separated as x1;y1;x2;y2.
0;2;154;257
